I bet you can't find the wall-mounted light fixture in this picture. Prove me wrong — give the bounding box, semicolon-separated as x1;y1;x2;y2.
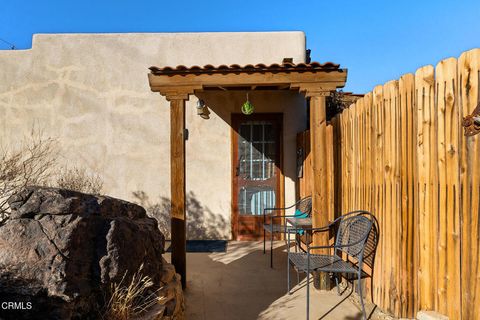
196;99;210;119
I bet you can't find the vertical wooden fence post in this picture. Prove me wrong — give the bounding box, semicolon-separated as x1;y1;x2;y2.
435;57;461;319
415;65;437;312
399;73;417;318
459;48;480;320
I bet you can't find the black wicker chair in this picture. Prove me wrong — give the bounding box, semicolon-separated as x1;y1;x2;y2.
262;196;312;268
287;210;379;320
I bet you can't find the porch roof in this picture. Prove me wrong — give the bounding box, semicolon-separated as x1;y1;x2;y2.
147;59;347;289
149;61;341;75
148;61;347;96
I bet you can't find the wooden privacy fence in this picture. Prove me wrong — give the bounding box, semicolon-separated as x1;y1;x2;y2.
297;48;480;319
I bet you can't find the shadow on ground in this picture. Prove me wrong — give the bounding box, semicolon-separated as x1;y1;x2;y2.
165;241;366;320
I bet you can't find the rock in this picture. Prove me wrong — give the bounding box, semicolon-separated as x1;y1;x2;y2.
157;260;184;320
0;186;165;320
160;262;176;284
133;260;185;320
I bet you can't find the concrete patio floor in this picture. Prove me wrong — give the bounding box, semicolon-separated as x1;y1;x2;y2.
165;241;369;320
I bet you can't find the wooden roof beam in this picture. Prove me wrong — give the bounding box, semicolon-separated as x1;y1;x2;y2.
149;70;347;94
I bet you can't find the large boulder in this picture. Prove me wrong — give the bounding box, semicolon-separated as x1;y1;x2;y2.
0;186;165;319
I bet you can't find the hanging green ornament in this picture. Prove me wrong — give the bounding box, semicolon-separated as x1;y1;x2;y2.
241;93;254;115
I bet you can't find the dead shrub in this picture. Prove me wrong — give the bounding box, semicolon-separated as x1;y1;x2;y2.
0;128;105;223
55;166;103;194
0;129;58;222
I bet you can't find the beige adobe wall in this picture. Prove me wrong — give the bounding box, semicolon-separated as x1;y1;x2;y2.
0;32;307;239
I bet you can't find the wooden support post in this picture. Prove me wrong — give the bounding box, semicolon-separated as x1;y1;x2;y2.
168;94;188;289
309;93;334;290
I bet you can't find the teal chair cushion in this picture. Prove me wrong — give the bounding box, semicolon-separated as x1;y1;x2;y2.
294;209;309;219
294;209;308;235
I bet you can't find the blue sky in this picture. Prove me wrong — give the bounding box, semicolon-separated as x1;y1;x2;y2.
1;0;479;93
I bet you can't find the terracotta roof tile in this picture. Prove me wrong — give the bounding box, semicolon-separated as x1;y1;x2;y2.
149;61;341;76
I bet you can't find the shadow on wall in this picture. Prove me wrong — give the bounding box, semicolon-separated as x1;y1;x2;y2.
132;191;229;240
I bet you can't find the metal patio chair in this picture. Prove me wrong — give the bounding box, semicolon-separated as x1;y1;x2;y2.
263;196;312;268
287;210;379;320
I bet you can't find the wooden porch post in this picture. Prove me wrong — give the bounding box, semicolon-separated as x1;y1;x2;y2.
309;92;334;290
167;93;189;289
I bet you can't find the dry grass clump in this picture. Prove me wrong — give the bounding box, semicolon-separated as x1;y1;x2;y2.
102;264;160;320
55;166;103;195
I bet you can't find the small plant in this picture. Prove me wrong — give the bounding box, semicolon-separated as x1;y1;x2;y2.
55;167;104;194
241;93;254;115
102;264;160;320
326;90;349;120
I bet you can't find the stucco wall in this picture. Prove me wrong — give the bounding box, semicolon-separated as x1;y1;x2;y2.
0;32;307;239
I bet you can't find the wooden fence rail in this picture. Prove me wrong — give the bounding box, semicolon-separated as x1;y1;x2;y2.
297;48;480;319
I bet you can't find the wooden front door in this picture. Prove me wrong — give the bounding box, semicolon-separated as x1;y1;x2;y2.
232;113;282;240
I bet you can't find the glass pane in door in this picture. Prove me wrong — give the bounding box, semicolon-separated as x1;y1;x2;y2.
237;120;278;216
239;186;276;215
